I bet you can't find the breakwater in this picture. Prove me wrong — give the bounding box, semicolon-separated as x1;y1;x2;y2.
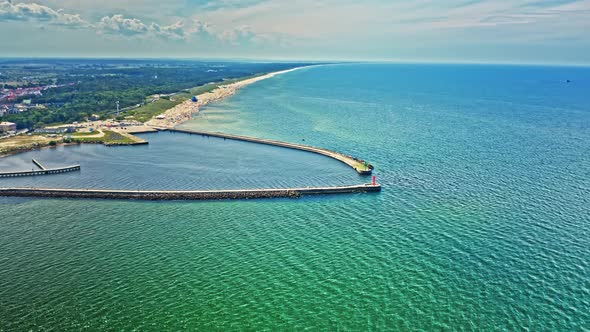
104;141;149;146
0;183;381;200
170;128;374;175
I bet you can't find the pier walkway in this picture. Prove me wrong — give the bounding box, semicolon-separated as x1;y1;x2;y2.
0;159;80;178
32;159;46;170
170;128;374;175
0;183;381;200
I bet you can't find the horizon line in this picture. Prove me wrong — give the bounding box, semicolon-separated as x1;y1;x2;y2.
0;56;588;68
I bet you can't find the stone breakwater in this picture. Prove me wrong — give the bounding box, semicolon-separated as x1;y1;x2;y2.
170;129;374;175
0;184;381;201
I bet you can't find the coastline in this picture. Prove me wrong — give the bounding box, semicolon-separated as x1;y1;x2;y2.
1;63;380;200
2;63;375;176
0;141;79;159
145;66;308;128
0;66;310;159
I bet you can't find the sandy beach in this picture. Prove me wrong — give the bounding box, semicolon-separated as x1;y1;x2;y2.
145;67;305;128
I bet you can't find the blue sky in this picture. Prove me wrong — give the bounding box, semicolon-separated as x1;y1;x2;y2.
1;0;589;64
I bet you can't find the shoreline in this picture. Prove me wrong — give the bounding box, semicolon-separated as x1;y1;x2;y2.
145;66;309;128
0;66;311;158
0;141;80;159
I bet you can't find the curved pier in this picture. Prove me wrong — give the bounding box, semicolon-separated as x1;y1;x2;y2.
0;130;380;200
0;183;381;201
170;128;374;175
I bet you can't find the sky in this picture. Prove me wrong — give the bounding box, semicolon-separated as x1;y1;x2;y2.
0;0;589;64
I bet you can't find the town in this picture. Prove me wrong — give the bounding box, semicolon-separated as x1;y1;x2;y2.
0;83;75;117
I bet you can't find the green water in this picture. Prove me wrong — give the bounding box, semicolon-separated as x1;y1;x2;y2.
1;64;589;330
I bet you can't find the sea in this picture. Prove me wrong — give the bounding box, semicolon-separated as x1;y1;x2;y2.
1;64;589;330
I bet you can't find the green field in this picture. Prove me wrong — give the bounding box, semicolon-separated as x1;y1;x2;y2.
121;76;258;123
68;131;97;136
124;75;263;123
72;130;137;144
124;93;191;122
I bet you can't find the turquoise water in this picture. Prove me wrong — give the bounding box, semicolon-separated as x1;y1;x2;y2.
1;64;590;330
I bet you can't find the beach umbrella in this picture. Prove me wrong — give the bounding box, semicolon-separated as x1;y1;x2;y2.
192;96;198;102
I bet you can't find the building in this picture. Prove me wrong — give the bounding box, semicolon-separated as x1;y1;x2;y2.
34;125;76;134
34;128;64;134
0;121;17;132
14;104;28;113
61;125;76;133
6;104;19;114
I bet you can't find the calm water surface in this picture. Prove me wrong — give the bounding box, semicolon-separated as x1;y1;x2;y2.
1;64;589;330
0;131;360;190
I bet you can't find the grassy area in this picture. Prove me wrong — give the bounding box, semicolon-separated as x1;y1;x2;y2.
70;131;99;136
103;131;137;144
124;93;191;122
0;135;53;156
188;83;219;95
1;129;145;157
124;74;266;123
187;73;263;96
72;130;137;144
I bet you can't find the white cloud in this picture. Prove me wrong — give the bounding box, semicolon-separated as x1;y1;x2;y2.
218;25;255;43
0;1;271;43
150;21;186;40
0;0;90;27
187;19;215;36
95;14;248;42
1;0;589;62
194;0;590;38
97;14;150;36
